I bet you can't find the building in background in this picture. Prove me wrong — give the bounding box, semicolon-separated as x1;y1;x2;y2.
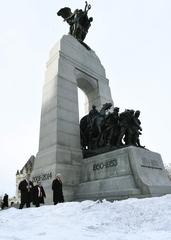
165;163;171;181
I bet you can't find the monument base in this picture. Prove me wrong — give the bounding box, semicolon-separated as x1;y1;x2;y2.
75;146;171;201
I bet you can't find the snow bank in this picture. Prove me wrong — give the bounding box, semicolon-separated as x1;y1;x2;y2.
0;195;171;240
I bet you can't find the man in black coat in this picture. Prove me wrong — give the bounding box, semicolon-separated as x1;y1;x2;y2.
33;181;46;207
52;173;64;205
1;193;9;209
18;174;34;209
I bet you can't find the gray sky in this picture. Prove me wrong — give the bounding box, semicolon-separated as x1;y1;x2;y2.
0;0;171;196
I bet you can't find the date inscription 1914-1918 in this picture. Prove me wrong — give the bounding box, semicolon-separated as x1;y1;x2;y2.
93;159;118;171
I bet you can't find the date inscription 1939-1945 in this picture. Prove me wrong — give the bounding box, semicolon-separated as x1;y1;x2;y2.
93;159;118;171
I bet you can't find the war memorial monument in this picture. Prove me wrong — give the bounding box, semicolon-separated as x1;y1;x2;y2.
31;2;171;204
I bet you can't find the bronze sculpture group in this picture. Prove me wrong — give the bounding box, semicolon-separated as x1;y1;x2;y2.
80;103;144;157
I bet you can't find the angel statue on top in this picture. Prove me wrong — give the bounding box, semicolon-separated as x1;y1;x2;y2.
57;1;93;44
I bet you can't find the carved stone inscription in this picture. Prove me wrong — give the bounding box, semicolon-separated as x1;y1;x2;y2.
93;159;118;171
141;157;162;170
32;172;52;182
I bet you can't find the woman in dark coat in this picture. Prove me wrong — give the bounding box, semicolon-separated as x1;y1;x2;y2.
52;174;64;205
33;182;46;207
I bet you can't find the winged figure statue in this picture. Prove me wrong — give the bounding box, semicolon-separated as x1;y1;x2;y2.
57;1;93;43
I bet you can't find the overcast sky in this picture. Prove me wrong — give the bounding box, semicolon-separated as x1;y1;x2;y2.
0;0;171;197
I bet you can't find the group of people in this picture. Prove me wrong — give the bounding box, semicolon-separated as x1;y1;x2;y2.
18;173;64;209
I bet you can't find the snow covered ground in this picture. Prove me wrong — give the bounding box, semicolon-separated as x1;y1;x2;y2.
0;195;171;240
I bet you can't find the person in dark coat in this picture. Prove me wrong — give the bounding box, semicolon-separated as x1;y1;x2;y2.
1;193;9;209
52;173;64;205
33;181;46;207
18;174;34;209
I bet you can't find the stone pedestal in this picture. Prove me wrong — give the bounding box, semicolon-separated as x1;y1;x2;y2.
31;35;113;203
76;146;171;201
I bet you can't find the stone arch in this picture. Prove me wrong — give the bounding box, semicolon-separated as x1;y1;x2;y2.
32;35;113;202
